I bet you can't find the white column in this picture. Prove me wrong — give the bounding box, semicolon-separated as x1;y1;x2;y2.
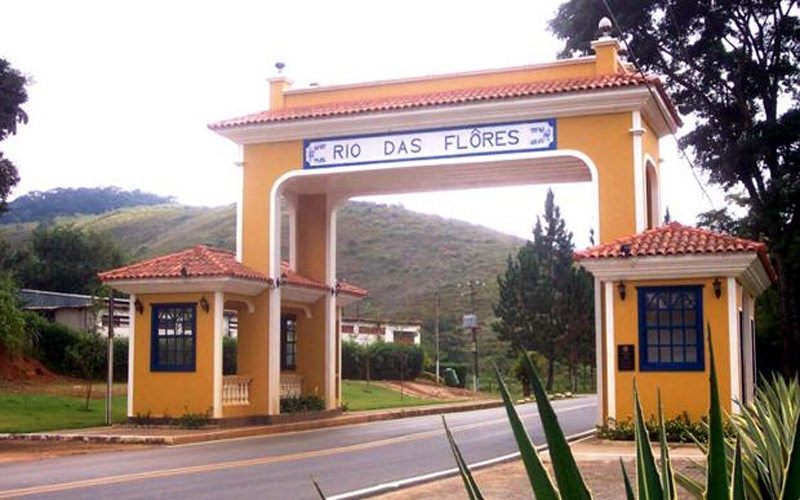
604;282;616;420
127;294;136;418
235;153;244;262
268;188;283;415
324;200;339;410
631;111;646;232
727;277;741;413
212;291;224;419
594;277;604;425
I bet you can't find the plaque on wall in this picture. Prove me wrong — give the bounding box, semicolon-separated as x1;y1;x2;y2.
618;344;635;371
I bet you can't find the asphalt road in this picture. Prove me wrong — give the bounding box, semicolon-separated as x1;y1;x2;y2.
0;396;597;499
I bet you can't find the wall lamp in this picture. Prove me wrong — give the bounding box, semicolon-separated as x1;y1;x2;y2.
713;278;722;299
330;280;341;296
199;296;210;313
134;298;144;315
617;280;627;301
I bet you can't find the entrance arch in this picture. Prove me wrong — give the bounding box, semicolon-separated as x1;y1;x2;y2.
208;31;680;415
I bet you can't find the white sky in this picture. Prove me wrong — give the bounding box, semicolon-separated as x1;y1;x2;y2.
1;0;723;247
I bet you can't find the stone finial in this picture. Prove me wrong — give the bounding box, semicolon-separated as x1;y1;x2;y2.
599;17;613;37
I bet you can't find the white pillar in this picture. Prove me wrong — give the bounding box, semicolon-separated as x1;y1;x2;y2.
127;294;136;418
268;188;283;415
212;291;224;419
324;200;339;410
727;277;741;413
631;111;646;232
594;277;604;425
604;282;616;420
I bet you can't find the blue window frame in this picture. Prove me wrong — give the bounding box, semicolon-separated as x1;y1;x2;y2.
151;303;196;372
281;314;297;371
638;286;704;371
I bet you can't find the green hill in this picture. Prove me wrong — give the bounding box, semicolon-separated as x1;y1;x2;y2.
1;193;524;324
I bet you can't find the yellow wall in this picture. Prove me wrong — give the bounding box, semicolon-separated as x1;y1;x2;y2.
291;301;328;399
234;290;271;415
611;277;732;421
132;292;216;418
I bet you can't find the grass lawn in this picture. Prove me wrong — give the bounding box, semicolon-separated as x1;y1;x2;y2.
0;393;127;433
342;380;447;411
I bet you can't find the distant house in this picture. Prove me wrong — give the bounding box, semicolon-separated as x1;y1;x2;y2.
17;289;131;338
340;317;421;346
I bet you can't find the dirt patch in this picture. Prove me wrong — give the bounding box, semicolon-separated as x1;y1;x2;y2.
377;380;488;401
0;347;57;383
374;457;704;499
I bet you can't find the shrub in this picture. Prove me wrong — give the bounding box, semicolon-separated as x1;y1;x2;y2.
0;278;29;356
113;337;128;382
223;336;237;375
439;362;470;388
342;341;424;381
511;350;548;397
596;413;720;444
280;395;325;413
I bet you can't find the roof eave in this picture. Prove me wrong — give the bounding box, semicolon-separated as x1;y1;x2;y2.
577;253;772;296
210;86;679;146
103;276;271;296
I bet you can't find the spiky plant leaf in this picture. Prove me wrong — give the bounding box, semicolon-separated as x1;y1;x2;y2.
633;382;664;499
779;411;800;500
730;439;745;500
521;353;592;499
493;364;560;500
620;459;635;500
705;325;729;499
657;391;677;499
442;415;484;500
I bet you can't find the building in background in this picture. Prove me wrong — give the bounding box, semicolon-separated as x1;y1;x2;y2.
340;318;421;346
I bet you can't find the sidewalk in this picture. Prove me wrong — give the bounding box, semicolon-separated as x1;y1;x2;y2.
0;399;504;446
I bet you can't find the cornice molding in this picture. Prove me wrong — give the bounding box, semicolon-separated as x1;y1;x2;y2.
213;86;678;146
578;253;772;296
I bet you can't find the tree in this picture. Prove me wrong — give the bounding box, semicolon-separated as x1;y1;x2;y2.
15;224;124;295
0;274;26;355
0;58;29;213
550;0;800;376
493;190;593;390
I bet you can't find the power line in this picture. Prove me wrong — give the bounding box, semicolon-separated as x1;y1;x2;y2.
598;0;717;212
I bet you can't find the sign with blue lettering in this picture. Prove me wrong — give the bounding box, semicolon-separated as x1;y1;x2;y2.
303;119;557;169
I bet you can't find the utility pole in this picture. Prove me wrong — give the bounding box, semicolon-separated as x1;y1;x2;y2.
434;289;440;385
459;280;484;392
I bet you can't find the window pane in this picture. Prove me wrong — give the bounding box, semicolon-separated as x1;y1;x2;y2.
648;347;659;362
648;330;658;345
674;330;684;345
659;311;670;323
686;346;697;363
660;346;672;362
660;329;671;344
686;329;697;345
673;347;684;362
685;310;696;324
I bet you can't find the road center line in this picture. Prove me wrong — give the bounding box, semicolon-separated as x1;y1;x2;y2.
0;402;594;498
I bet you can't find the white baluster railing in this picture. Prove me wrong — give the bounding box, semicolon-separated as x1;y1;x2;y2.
280;374;303;398
222;376;251;406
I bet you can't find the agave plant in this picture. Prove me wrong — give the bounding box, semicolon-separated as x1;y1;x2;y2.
676;373;800;499
443;327;800;499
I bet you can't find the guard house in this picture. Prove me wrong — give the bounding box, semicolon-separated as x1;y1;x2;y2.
575;223;775;421
101;19;773;423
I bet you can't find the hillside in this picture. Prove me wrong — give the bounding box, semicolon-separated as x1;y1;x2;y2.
1;194;525;322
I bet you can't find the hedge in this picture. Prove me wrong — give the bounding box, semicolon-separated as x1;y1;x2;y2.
341;341;423;380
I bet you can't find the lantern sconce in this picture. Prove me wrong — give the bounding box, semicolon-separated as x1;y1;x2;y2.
199;296;210;313
713;278;722;299
134;298;144;315
617;280;627;301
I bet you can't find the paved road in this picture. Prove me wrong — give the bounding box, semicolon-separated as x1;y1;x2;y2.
0;396;597;499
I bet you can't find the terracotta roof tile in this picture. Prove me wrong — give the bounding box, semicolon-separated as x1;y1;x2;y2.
99;245;368;297
575;222;776;281
209;73;680;129
98;246;271;283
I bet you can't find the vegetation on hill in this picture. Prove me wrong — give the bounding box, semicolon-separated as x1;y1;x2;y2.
1;187;174;224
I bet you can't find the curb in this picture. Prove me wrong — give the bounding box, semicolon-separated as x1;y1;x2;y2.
0;400;504;446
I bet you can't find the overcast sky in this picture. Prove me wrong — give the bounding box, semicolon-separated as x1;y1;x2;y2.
1;0;723;247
